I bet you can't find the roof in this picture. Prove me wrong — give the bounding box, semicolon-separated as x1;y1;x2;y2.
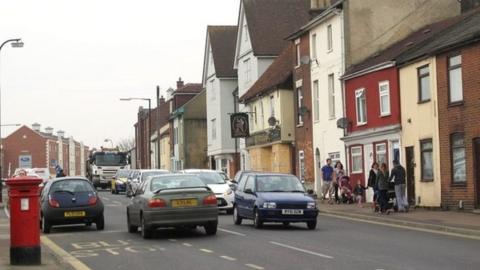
243;0;311;56
208;26;238;78
396;8;480;65
343;11;472;79
174;83;203;94
240;44;293;102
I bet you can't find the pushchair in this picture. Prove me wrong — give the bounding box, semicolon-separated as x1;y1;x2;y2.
374;182;398;213
339;176;354;204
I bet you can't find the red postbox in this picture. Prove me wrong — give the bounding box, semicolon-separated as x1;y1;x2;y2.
6;176;42;265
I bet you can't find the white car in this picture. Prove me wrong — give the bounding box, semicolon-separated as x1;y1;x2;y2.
180;169;234;214
127;169;169;197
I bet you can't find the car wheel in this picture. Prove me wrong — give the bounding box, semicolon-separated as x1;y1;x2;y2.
204;221;218;235
127;211;138;233
307;220;317;230
233;206;242;225
226;208;234;215
141;215;152;239
253;209;263;229
41;215;51;234
96;215;105;230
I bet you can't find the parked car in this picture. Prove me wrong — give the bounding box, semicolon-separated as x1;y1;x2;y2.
233;173;319;229
40;177;104;233
111;169;130;194
180;169;234;214
126;174;218;239
126;170;140;197
231;170;257;191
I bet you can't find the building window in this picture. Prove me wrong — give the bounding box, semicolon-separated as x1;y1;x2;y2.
295;40;301;67
351;146;363;173
327;24;333;52
221;159;228;174
355;88;367;125
417;65;430;102
270;95;275;117
297;87;304;125
210;79;215;101
313;80;319;121
379;81;390;116
254;106;257;125
299;151;305;181
420;139;434;181
259;100;265;129
451;133;466;183
328;152;340;164
311;33;317;60
211;119;216;140
244;23;248;42
328;74;335;119
375;143;387;165
244;58;251;85
448;54;463;104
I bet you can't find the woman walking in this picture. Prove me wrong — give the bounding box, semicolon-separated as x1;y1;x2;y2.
376;163;390;214
367;162;379;211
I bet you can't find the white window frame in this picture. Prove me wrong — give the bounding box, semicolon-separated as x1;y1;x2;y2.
328;152;340;164
211;118;217;140
313;80;320;121
297;87;304;125
328;74;335;119
259;100;265;129
311;33;317;60
355;88;367;126
244;22;249;42
327;24;333;52
299;150;305;181
210;79;215;101
351;146;363;173
295;38;301;68
448;54;463;104
378;80;391;116
270;95;275;117
244;58;251;85
375;143;387;164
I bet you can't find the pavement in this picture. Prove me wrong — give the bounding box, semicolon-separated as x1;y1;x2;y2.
318;200;480;238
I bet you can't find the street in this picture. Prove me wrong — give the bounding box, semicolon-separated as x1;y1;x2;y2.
41;191;480;270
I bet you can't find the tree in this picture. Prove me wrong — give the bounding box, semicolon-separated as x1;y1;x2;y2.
117;137;135;152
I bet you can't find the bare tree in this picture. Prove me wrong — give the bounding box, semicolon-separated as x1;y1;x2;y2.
117;137;135;152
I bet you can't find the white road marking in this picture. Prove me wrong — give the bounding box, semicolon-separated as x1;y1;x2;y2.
270;241;334;259
41;236;92;270
99;230;124;234
199;248;213;253
220;255;237;261
168;239;177;242
102;197;110;201
218;228;246;236
182;243;192;247
245;263;264;269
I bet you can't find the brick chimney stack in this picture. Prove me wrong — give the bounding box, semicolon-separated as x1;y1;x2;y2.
159;96;166;105
176;77;184;89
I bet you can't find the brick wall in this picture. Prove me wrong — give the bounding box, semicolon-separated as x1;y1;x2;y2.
437;43;480;209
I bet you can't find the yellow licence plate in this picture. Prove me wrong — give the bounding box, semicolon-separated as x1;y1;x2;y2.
64;211;86;217
171;199;197;208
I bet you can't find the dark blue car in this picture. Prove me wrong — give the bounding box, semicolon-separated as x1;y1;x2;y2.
233;173;318;229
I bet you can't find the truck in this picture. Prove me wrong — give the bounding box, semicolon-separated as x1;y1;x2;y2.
86;148;130;189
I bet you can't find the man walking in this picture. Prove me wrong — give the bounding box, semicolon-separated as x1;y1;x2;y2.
321;158;334;203
390;160;408;212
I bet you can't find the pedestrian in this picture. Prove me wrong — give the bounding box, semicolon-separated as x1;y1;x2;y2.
321;158;334;203
353;180;367;207
390;160;409;212
58;169;66;177
333;161;344;204
367;162;379;211
376;163;390;214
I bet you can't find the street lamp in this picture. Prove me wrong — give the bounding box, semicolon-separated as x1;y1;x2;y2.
0;38;23;184
0;39;23;203
104;138;114;148
120;97;152;169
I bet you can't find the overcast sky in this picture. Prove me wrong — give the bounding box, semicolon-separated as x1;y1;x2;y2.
0;0;240;148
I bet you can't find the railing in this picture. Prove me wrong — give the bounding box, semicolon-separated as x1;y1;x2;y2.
246;126;281;147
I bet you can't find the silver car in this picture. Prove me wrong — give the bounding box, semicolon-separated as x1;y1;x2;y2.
126;174;218;239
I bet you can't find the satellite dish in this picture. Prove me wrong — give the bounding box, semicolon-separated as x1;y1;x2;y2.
300;55;311;65
268;116;278;127
336;118;350;129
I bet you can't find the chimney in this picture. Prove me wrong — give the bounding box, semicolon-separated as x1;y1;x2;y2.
159;95;166;105
176;77;184;89
57;130;65;138
45;127;54;135
32;123;41;132
156;85;160;107
461;0;480;12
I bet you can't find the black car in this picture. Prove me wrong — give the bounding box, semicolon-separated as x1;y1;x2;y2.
40;177;104;233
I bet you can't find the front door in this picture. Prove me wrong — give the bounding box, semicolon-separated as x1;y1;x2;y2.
474;138;480;208
405;146;416;206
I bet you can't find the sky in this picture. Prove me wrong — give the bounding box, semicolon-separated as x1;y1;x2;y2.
0;0;240;148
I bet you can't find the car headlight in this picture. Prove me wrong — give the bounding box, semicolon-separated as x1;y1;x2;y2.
223;188;233;196
262;202;277;209
307;202;317;209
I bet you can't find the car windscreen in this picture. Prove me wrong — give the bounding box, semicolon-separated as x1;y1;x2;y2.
141;171;168;181
94;153;127;166
50;180;94;194
193;172;226;185
150;175;206;191
256;175;305;192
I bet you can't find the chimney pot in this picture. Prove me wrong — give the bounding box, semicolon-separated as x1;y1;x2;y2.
57;130;65;138
45;127;54;135
32;123;41;132
176;77;184;89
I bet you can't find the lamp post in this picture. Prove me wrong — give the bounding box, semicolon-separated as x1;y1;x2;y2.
120;98;151;169
0;38;23;186
104;138;114;148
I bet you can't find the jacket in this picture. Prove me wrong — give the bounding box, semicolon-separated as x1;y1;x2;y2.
376;171;390;191
367;169;377;188
389;165;406;185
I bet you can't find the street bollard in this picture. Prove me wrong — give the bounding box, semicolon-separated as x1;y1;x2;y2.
6;176;42;265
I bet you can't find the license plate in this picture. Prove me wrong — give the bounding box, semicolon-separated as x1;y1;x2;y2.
64;211;86;217
282;209;303;215
171;199;197;208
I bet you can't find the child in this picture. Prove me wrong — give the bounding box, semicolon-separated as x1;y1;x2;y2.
353;180;367;207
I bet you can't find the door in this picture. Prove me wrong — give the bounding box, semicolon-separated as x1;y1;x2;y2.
474;138;480;208
405;146;416;206
242;176;257;218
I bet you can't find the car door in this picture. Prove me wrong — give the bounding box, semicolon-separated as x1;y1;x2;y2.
130;180;148;226
242;175;257;219
234;174;248;216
